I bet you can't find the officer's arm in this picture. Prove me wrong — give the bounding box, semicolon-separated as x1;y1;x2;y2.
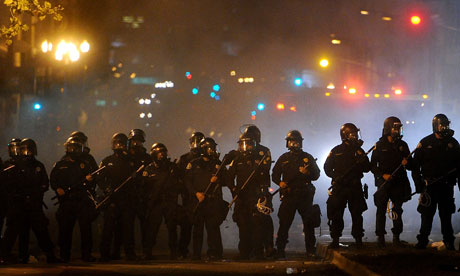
271;156;283;185
370;147;383;177
184;163;198;196
258;150;272;173
88;155;99;172
40;165;50;194
49;163;60;191
306;156;321;181
358;149;371;173
411;143;424;193
323;151;336;179
225;159;237;190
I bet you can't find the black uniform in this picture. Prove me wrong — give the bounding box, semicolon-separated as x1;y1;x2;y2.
185;156;228;260
411;133;460;249
141;159;180;258
227;149;271;259
272;150;320;254
371;137;413;239
50;154;98;261
98;152;137;260
176;151;199;258
0;157;6;237
1;157;56;261
324;143;371;242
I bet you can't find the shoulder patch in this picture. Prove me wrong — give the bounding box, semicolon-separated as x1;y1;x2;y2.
229;160;234;167
259;151;264;156
36;166;41;172
448;143;453;148
303;158;309;163
80;163;85;169
216;164;220;169
186;163;192;170
399;146;404;152
142;171;148;177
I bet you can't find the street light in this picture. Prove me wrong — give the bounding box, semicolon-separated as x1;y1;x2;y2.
319;58;329;68
42;39;90;63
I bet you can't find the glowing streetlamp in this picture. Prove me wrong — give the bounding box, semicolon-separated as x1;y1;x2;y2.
319;58;329;68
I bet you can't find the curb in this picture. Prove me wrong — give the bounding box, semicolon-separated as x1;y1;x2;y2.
317;243;380;276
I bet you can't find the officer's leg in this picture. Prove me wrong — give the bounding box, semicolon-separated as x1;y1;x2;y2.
178;195;192;258
235;205;252;258
192;210;205;259
416;192;437;248
100;205;116;260
78;205;95;261
348;191;366;243
390;200;404;239
121;207;136;259
57;205;77;261
18;218;30;263
251;214;265;259
1;214;21;259
111;218;122;259
204;210;223;259
29;211;56;258
298;200;316;254
142;204;162;259
375;191;390;238
328;193;347;245
438;188;455;249
164;208;179;259
276;200;296;257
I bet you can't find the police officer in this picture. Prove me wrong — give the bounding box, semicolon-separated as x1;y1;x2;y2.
272;130;320;258
98;133;137;261
411;114;460;250
371;117;413;247
141;143;180;260
50;137;98;262
227;132;271;260
176;131;205;259
243;125;275;258
185;138;228;261
1;139;61;263
324;123;371;249
127;129;152;259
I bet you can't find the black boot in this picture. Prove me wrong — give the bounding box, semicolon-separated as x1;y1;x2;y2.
377;236;385;248
328;238;340;249
355;237;363;249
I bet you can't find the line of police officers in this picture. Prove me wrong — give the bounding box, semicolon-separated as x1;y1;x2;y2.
0;113;459;264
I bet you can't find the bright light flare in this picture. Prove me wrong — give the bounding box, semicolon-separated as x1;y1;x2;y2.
276;103;285;110
395;89;402;95
348;88;356;94
319;59;329;68
80;40;90;53
411;15;421;25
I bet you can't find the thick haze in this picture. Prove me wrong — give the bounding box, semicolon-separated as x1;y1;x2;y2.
1;0;460;251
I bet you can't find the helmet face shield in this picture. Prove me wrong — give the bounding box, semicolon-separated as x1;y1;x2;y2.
66;142;83;154
190;136;202;149
391;123;403;139
287;139;301;151
20;145;34;156
113;140;127;151
346;130;361;142
238;139;255;152
9;144;20;157
152;147;167;161
128;139;144;149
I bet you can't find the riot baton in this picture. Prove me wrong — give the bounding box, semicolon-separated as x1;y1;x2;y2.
375;149;416;193
51;165;107;202
270;158;317;197
192;156;228;214
228;153;267;209
95;164;145;210
2;165;15;173
328;144;375;191
405;167;457;203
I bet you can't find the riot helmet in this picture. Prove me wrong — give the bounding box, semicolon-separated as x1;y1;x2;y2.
128;129;146;152
20;138;37;157
150;143;168;162
340;123;363;146
243;125;261;144
64;137;84;155
189;132;205;150
70;131;88;146
238;132;256;153
432;114;454;138
8;138;21;157
383;116;403;140
285;130;303;151
199;137;218;158
111;133;128;152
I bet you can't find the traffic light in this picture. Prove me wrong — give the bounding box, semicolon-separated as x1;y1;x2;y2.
210;92;216;98
192;88;199;95
213;84;221;92
185;72;192;80
257;103;265;111
276;103;285;110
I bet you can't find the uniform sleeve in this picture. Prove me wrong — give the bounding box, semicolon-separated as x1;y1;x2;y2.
258;149;272;173
97;159;110;194
39;164;49;194
271;155;283;185
411;142;424;192
88;155;99;172
306;154;320;181
370;145;383;177
323;150;336;179
358;148;371;173
225;158;237;190
49;163;60;191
